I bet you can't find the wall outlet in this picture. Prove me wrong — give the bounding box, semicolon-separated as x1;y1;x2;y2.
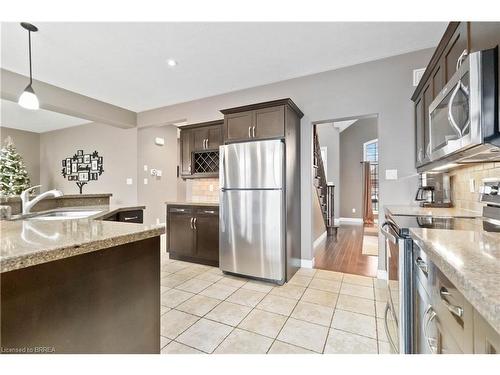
156;218;160;225
469;178;475;193
156;170;162;177
352;208;356;214
150;169;162;177
143;178;148;185
143;165;148;172
126;178;133;185
155;137;165;146
150;168;157;176
385;169;398;180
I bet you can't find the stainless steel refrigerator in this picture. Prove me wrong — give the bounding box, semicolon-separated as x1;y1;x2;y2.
219;139;285;284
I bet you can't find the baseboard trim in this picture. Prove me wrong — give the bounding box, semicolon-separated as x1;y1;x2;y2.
377;270;388;280
313;231;327;249
300;258;315;269
339;217;364;224
333;218;340;226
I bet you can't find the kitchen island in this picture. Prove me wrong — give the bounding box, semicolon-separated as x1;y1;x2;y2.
0;216;164;354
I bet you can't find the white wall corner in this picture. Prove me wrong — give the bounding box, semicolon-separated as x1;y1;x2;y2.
300;258;315;269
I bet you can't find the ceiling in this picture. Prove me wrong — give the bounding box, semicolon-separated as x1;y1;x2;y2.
0;99;90;133
1;22;447;112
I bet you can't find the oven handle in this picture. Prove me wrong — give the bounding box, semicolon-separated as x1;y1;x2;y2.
383;303;398;354
423;305;438;354
381;222;398;245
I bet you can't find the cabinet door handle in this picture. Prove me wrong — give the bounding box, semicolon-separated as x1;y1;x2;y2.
439;287;464;318
206;138;209;149
193;217;197;230
248;126;252;138
123;216;139;221
204;210;216;214
252;126;256;138
190;217;194;229
415;257;428;276
455;49;468;72
383;303;398;353
423;305;438;354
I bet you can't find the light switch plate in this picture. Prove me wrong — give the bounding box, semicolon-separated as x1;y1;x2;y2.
143;178;148;185
126;178;133;185
385;169;398;180
155;137;165;146
143;165;148;172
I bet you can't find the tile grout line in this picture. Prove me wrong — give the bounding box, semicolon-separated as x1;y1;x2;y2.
162;260;381;354
321;273;343;354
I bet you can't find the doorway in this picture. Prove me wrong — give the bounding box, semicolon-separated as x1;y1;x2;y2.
311;115;379;277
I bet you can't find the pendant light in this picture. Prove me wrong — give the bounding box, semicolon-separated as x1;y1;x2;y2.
18;22;39;110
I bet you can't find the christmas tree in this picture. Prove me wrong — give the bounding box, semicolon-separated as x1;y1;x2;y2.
0;136;31;196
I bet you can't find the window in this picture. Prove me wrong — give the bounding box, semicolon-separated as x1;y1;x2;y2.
363;139;379;213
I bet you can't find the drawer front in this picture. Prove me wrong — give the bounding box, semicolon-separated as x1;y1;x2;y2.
168;206;193;215
195;207;219;216
413;243;434;293
118;210;143;223
431;268;473;352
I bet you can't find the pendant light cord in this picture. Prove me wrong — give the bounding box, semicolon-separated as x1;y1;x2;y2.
28;30;33;85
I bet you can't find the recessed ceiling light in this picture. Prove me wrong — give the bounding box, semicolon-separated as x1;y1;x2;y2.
166;59;177;67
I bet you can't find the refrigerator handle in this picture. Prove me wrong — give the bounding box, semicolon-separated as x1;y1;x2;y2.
219;145;225;188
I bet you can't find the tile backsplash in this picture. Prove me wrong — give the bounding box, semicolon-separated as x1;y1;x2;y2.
187;178;219;202
450;162;500;212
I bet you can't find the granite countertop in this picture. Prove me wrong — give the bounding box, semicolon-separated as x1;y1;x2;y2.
385;205;482;218
1;204;164;273
165;201;219;207
410;228;500;334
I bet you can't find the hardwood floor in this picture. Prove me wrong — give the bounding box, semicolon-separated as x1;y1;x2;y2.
314;224;378;277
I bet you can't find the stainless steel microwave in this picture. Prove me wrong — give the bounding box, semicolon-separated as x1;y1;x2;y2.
428;48;499;165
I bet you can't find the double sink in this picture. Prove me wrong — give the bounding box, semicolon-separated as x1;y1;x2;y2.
29;210;103;221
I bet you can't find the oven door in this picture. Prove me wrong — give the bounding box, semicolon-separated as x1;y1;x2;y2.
381;221;413;353
428;51;482;161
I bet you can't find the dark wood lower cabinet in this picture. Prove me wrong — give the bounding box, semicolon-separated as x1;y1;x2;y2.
167;205;219;267
0;237;160;354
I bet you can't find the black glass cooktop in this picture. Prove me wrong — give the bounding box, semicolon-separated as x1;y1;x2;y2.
390;215;500;236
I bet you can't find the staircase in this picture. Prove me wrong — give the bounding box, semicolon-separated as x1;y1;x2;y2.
313;131;336;236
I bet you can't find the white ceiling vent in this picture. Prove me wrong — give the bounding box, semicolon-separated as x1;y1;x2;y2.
413;68;426;87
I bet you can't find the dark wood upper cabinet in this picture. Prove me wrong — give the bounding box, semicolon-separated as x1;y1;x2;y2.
225;110;254;141
180;129;193;176
221;98;303;143
254;106;285;139
193;128;208;151
415;94;425;167
443;22;469;82
207;125;222;150
179;120;223;178
409;21;500;169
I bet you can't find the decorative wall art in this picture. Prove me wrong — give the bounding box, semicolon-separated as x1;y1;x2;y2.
61;150;104;194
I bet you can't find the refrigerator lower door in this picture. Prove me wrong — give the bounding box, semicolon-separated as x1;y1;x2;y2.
219;189;284;282
220;140;284;189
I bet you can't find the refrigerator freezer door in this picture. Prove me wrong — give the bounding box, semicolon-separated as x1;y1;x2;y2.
220;140;284;189
219;189;284;282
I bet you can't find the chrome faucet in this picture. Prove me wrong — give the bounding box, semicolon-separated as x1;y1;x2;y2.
20;185;63;215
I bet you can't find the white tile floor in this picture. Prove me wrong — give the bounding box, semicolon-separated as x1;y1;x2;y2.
160;252;392;354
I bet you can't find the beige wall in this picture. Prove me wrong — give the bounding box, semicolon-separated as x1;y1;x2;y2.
339;117;378;219
450;163;500;213
40;122;138;205
137;125;178;225
138;48;435;266
0;126;40;186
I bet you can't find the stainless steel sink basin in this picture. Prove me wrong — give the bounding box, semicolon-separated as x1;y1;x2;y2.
30;210;103;221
